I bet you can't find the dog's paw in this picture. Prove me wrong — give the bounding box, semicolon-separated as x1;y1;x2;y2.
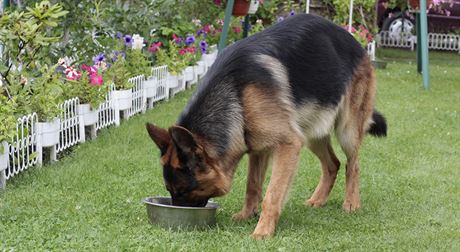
342;200;360;212
231;209;257;221
251;220;275;239
251;230;273;240
305;197;326;208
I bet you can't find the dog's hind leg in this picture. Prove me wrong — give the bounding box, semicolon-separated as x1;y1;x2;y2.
305;136;340;207
232;151;270;221
336;57;376;212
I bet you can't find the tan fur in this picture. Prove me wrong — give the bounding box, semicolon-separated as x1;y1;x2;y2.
335;57;376;211
305;136;340;207
232;151;270;221
240;82;304;239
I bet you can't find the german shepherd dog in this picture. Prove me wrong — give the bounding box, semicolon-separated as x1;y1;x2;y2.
146;14;387;239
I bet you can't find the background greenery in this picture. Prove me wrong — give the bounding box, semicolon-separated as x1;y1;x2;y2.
1;49;459;250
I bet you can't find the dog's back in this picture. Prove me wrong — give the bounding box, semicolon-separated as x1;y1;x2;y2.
178;14;384;154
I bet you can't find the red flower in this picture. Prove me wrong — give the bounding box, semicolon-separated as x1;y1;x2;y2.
203;25;211;33
148;42;162;53
186;46;196;54
233;26;241;33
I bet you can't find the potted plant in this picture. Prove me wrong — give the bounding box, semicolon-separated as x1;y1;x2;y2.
146;41;163;98
231;0;251;16
107;55;133;111
27;65;65;148
105;34;138;111
181;35;200;83
65;64;107;126
408;0;433;11
156;40;187;90
0;95;17;174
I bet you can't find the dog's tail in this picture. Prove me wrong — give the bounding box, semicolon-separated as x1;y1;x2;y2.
368;110;387;137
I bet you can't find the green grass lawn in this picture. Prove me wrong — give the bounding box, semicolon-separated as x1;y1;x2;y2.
1;49;459;251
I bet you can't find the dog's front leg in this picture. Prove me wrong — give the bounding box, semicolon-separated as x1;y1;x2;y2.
251;140;301;239
232;152;270;221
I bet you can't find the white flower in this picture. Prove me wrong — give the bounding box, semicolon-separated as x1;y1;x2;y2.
58;57;66;66
132;34;145;50
256;19;263;25
192;19;201;26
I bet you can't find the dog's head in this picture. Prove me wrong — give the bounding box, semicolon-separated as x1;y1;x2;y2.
146;123;228;207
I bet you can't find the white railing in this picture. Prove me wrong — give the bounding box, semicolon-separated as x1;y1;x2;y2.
377;31;460;53
428;33;460;52
151;65;168;102
6;113;39;180
96;84;117;131
127;75;146;118
57;97;81;154
376;31;415;50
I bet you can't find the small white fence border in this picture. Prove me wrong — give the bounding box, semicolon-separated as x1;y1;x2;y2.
377;31;460;53
0;58;211;189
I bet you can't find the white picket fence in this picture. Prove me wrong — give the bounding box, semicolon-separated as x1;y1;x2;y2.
428;33;460;52
127;75;146;118
57;97;81;154
376;31;415;50
96;84;117;131
377;31;460;53
151;65;169;103
4;113;39;181
0;58;214;189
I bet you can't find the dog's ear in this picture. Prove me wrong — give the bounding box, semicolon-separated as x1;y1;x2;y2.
169;126;197;156
146;123;170;155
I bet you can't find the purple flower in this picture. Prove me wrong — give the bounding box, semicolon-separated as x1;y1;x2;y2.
197;29;207;38
290;10;296;16
277;16;285;23
199;40;207;54
92;53;105;64
124;35;133;47
199;40;207;48
115;32;122;39
111;51;126;62
185;35;196;46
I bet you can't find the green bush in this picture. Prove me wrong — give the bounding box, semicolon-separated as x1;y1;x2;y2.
0;95;17;153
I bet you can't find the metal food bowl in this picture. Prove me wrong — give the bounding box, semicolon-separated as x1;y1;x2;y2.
143;196;219;229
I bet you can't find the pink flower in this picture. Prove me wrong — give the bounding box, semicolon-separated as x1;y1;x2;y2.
233;26;242;33
186;46;196;54
148;42;162;53
90;74;103;86
82;64;98;75
203;25;211;33
179;48;187;55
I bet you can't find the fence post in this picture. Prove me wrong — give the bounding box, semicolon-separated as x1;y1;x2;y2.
36;123;43;165
78;112;86;143
0;142;8;189
0;169;5;189
50;146;57;162
113;92;121;126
